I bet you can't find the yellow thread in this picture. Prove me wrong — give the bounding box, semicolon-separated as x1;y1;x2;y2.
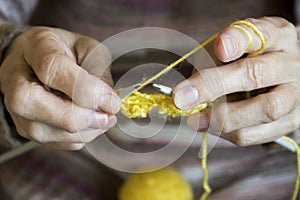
132;33;219;94
282;136;300;200
230;20;266;57
200;132;211;200
230;24;253;52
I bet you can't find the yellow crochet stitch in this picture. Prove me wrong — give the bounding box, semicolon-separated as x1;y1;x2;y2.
119;168;193;200
121;91;208;118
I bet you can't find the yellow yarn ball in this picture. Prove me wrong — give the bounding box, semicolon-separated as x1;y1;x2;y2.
119;168;193;200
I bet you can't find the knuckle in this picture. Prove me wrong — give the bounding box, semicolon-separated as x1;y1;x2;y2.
247;17;270;38
247;17;297;47
5;85;31;115
26;123;47;143
38;53;64;84
196;69;223;101
274;17;295;30
241;58;266;89
60;113;77;133
275;18;297;43
262;93;287;121
33;29;57;44
229;130;252;147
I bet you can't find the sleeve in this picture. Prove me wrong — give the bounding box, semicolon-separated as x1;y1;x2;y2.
0;0;39;150
0;0;40;62
0;20;24;63
0;0;38;25
0;20;24;149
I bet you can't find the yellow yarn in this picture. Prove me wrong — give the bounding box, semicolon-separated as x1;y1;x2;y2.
119;168;193;200
282;136;300;200
230;24;253;52
200;132;211;200
230;20;266;57
121;91;208;118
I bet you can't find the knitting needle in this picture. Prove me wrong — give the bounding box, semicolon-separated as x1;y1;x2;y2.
152;83;297;153
0;141;39;164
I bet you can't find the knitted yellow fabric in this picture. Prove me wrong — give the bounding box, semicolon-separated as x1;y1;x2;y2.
121;91;208;118
119;168;193;200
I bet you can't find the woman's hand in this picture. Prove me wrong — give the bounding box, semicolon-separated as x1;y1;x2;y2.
0;27;121;150
173;17;300;146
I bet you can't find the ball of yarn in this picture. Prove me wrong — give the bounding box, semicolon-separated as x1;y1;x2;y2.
119;168;193;200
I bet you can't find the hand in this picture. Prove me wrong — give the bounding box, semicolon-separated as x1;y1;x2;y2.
0;27;121;150
173;17;300;146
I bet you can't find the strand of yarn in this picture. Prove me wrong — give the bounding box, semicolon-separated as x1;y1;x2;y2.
230;20;266;57
200;132;211;200
133;33;219;93
230;24;253;52
281;136;300;200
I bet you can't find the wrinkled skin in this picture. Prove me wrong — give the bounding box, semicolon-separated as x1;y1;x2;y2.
173;17;300;146
0;27;121;150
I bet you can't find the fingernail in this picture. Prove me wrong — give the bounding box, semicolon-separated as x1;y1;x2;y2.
88;112;108;129
187;113;209;131
106;115;117;128
99;93;121;114
111;93;121;114
221;34;238;60
174;85;199;110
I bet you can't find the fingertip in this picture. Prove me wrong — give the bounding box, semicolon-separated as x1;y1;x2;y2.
214;27;249;62
107;115;117;128
110;92;122;114
173;81;199;110
97;88;121;114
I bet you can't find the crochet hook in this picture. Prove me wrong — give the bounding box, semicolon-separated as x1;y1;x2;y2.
116;83;142;99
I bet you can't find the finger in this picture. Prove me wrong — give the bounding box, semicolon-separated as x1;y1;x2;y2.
46;142;85;151
13;115;115;143
75;37;113;82
173;53;300;109
4;78;117;132
187;83;300;133
23;29;120;114
214;17;298;62
223;105;300;146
